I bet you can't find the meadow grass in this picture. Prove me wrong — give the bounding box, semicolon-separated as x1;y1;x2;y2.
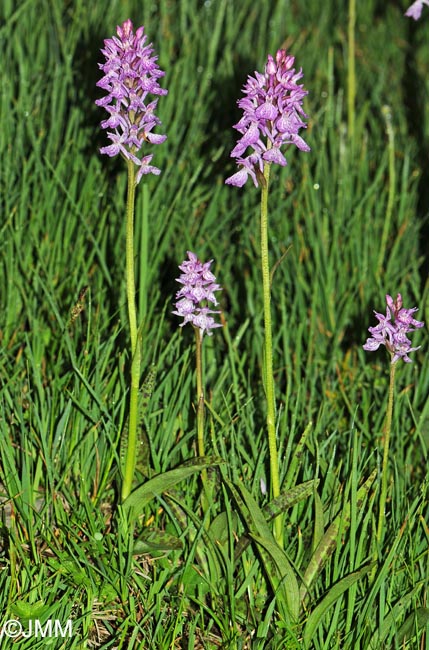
1;0;429;648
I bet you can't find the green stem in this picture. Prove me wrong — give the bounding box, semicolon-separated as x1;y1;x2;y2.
139;183;149;326
377;106;395;275
195;327;205;459
121;160;142;503
375;360;396;549
260;161;282;547
347;0;356;145
125;160;138;354
195;327;209;515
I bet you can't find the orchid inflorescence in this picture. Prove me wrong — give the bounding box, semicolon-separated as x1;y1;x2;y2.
96;19;168;184
173;252;223;338
405;0;429;19
363;293;424;363
225;49;310;188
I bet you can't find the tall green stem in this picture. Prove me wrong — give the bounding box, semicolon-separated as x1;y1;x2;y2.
377;106;395;275
121;160;142;503
260;162;282;546
195;327;210;515
347;0;356;145
376;360;396;549
195;328;205;459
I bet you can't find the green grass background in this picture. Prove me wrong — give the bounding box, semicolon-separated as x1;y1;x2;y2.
1;0;429;647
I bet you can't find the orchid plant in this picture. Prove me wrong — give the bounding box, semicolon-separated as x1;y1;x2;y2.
96;20;168;501
226;49;310;546
173;251;223;510
363;293;424;561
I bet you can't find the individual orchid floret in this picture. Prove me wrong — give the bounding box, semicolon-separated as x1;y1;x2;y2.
405;0;429;19
96;19;168;184
225;49;310;188
173;252;223;338
363;293;424;363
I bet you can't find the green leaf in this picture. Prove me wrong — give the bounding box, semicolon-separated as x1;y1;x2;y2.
99;583;118;604
47;557;93;587
209;510;238;553
250;532;300;623
136;363;157;470
163;491;224;588
123;456;224;511
234;479;318;560
133;528;184;554
299;469;376;604
312;488;324;555
368;585;423;649
263;480;319;522
10;600;51;621
120;364;157;474
396;606;429;644
302;565;372;648
180;564;209;591
284;421;313;489
225;477;300;622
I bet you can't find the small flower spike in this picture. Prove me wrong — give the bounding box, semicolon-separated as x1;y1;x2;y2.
173;252;223;338
225;49;310;188
96;19;168;183
363;293;424;363
405;0;429;19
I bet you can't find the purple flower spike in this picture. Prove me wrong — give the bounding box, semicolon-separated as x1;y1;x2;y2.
225;49;310;188
96;19;168;183
405;0;429;19
363;293;424;363
173;252;223;338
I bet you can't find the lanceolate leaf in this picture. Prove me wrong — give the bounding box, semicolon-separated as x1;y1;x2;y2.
164;491;224;587
312;487;325;555
136;363;157;471
302;565;372;648
123;457;224;510
263;480;319;521
250;532;300;622
284;421;313;489
120;364;157;474
225;477;300;622
368;585;424;649
299;469;376;605
395;606;429;645
234;479;319;560
133;528;184;554
209;511;239;552
139;364;157;415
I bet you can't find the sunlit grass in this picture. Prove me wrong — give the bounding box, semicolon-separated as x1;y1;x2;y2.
1;0;428;648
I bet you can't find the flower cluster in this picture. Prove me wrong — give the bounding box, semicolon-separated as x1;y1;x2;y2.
405;0;429;19
173;252;223;337
96;19;168;184
225;49;310;188
363;294;424;363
